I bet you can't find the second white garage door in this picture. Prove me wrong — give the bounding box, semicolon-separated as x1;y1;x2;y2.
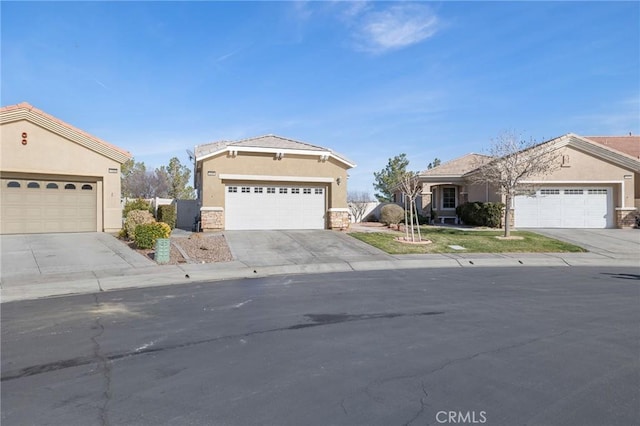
225;185;326;230
514;187;612;228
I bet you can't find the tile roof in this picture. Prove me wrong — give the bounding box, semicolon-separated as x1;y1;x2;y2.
0;102;131;162
195;134;355;167
584;136;640;159
419;153;492;177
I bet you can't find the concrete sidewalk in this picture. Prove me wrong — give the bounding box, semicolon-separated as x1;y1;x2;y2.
1;231;638;303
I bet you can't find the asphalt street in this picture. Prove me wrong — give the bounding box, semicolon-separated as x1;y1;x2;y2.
2;266;639;426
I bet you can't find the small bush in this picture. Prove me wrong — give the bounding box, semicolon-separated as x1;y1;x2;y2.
157;204;177;229
123;198;153;218
456;202;504;228
134;222;171;250
125;210;155;240
364;213;379;222
380;203;405;226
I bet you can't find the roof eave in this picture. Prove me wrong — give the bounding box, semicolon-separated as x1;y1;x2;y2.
0;103;132;164
196;146;356;168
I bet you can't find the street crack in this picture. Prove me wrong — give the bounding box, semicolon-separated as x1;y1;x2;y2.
92;294;112;426
1;311;443;381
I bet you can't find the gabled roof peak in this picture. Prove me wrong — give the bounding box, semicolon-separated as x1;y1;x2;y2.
0;102;131;163
195;134;356;168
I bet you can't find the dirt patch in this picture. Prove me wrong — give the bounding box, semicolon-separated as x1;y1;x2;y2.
494;236;525;241
394;237;433;245
127;233;233;264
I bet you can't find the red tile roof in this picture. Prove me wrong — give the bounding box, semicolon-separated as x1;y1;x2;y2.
585;136;640;159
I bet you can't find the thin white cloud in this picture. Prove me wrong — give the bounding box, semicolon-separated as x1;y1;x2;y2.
353;3;440;54
571;96;640;135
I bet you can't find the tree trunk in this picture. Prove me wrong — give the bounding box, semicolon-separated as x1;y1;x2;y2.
504;194;511;238
414;200;422;242
409;200;415;242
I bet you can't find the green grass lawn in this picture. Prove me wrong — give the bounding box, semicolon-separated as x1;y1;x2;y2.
349;227;587;255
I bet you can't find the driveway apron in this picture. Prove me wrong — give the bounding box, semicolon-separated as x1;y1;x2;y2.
526;228;640;259
223;230;393;268
0;233;154;279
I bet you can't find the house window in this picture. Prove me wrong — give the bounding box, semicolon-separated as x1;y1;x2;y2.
228;186;238;193
46;183;59;189
564;189;583;195
267;187;276;194
442;187;456;209
28;182;40;189
315;188;323;195
65;184;76;190
303;188;312;194
81;184;93;190
7;181;21;188
588;189;607;195
241;187;250;193
279;188;288;194
254;187;263;194
291;188;300;194
540;189;560;195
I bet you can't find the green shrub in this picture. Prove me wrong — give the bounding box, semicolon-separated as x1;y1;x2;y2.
364;213;379;222
125;210;155;240
134;222;171;249
380;203;405;226
456;202;504;228
157;204;177;229
123;198;153;218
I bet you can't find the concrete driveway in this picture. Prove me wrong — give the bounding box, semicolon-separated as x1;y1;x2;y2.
528;228;640;258
0;233;154;280
223;230;392;268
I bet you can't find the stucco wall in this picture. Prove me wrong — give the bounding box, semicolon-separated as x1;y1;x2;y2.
525;146;636;208
198;152;349;211
1;120;123;231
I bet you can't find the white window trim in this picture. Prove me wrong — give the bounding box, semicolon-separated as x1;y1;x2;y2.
441;186;457;210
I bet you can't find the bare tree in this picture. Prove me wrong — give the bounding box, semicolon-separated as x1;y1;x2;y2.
121;158;170;198
348;191;373;223
397;171;423;242
469;131;560;237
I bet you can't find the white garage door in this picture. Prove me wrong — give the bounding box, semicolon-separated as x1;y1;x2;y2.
1;178;97;234
225;185;326;230
514;187;612;228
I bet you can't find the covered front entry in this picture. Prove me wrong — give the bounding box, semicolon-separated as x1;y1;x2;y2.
1;177;98;234
225;184;326;230
514;187;613;228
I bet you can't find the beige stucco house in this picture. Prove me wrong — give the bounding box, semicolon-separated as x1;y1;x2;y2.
0;102;131;234
194;135;355;230
415;133;640;228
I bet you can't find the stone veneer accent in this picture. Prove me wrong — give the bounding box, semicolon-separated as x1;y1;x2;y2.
328;209;350;230
200;207;224;231
615;208;638;229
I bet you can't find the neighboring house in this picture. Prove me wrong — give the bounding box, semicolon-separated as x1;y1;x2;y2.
0;102;131;234
414;133;640;229
194;135;356;230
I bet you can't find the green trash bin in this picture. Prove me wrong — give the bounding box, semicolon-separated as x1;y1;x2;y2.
155;238;171;264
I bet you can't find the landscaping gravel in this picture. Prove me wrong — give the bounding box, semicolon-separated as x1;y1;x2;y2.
131;233;233;264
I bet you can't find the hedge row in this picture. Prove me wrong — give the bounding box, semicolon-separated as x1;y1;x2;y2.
455;202;504;228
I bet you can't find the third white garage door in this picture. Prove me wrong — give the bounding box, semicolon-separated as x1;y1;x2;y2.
225;185;326;230
514;187;613;228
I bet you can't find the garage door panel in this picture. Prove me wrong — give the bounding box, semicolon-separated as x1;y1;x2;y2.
515;187;612;228
225;185;325;230
1;178;97;234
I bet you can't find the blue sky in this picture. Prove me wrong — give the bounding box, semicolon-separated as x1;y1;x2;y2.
2;1;639;193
